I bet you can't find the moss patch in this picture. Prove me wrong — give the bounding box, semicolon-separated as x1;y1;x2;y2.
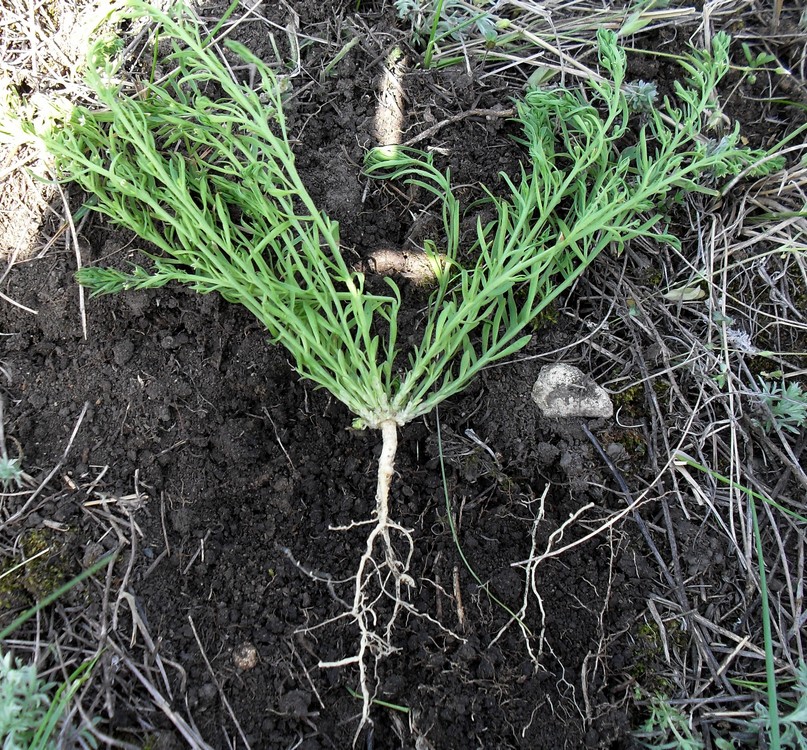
628;619;688;695
0;557;31;616
20;528;75;599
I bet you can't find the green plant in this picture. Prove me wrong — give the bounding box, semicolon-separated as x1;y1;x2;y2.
740;42;777;85
749;466;782;749
673;453;807;750
618;0;673;38
40;0;780;730
0;651;52;750
395;0;499;66
0;651;99;750
634;694;706;750
0;556;113;750
395;0;435;44
754;661;807;749
633;679;807;750
395;0;498;43
624;79;659;113
757;379;807;435
0;455;24;492
0;653;52;750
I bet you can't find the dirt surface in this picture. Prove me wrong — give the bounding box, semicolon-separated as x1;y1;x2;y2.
4;1;797;748
2;252;650;749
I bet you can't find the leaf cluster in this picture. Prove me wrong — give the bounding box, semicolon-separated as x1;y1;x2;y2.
753;660;807;749
365;31;777;422
0;651;52;750
0;455;24;491
634;692;709;750
0;650;98;750
757;379;807;435
42;3;781;430
44;1;403;428
394;0;498;46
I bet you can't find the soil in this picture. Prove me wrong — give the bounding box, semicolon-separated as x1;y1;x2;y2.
1;247;648;747
4;1;791;748
2;227;648;750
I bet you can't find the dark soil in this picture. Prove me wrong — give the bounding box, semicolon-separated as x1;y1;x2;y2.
2;1;752;748
2;245;653;748
1;234;650;750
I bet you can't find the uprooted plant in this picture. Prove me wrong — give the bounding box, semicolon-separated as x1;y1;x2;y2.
38;0;780;734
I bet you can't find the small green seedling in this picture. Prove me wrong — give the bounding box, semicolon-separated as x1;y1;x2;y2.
740;42;777;85
634;693;706;750
0;397;25;492
0;652;100;750
0;651;54;750
624;79;659;113
0;455;24;492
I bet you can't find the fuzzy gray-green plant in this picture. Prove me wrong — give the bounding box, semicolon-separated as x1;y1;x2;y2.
0;560;110;750
0;650;100;750
395;0;499;46
0;650;53;750
0;398;25;492
624;79;659;113
634;694;707;750
753;662;807;749
0;455;24;492
758;379;807;435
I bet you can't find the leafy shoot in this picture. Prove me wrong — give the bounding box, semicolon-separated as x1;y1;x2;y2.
757;379;807;435
395;0;498;46
0;651;53;750
0;455;25;492
624;79;658;113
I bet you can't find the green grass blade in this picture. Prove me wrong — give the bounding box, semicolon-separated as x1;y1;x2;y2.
750;497;782;749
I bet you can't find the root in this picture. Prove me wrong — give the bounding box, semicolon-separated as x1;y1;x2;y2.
319;419;416;739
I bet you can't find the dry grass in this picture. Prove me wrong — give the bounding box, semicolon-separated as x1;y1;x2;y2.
0;0;99;261
0;0;806;746
415;0;756;83
0;400;215;748
550;3;807;739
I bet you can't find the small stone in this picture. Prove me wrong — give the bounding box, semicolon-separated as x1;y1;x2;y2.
531;364;613;419
233;642;259;671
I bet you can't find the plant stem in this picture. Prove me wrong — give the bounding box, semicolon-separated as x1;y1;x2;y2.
423;0;446;68
751;498;782;748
